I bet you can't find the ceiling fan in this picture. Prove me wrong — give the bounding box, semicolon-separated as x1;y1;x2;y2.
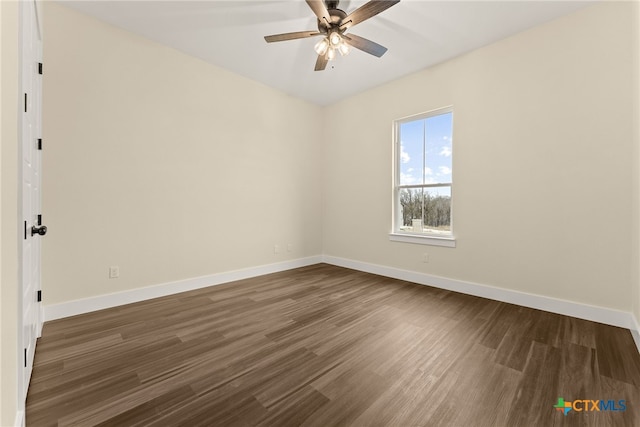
264;0;400;71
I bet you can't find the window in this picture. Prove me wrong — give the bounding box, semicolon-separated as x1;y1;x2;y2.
391;107;455;247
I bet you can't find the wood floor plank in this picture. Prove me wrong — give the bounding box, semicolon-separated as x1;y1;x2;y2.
93;385;197;427
595;323;640;386
26;263;640;426
254;385;330;427
506;340;562;426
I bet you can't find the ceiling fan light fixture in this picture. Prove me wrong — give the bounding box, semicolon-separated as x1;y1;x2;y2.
327;47;336;61
338;42;350;56
314;38;329;55
329;31;342;47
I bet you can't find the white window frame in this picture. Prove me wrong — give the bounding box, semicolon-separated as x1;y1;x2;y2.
390;106;456;248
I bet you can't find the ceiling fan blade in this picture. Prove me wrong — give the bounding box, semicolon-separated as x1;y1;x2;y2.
314;52;329;71
306;0;331;27
340;0;400;30
343;33;388;57
264;31;321;43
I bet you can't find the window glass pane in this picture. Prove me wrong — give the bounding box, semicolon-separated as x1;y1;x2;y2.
425;112;453;184
399;120;424;185
422;186;451;233
398;186;451;234
398;187;423;231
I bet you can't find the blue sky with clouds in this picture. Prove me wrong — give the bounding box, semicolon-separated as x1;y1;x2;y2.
399;112;452;195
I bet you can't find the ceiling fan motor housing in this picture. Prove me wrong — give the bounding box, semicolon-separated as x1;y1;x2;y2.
317;7;347;33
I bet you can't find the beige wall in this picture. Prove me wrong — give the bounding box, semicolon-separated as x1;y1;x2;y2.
42;3;324;305
323;2;636;311
1;1;20;424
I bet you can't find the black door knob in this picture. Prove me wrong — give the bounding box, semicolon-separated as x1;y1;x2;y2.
31;225;47;236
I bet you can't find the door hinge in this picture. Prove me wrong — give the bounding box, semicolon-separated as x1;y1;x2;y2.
38;62;43;75
24;221;27;240
37;290;42;302
37;138;42;150
24;348;27;367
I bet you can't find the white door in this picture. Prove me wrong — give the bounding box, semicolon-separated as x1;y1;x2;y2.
19;0;44;404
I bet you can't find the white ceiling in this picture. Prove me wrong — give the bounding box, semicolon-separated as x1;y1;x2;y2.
59;0;594;106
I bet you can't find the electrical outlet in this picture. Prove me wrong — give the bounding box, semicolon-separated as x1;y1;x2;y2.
422;253;429;263
109;266;120;279
287;243;293;252
274;244;281;254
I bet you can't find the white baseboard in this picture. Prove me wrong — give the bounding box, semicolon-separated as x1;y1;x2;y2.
44;256;322;321
322;255;637;332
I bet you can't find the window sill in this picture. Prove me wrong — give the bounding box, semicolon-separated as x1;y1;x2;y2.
389;232;456;248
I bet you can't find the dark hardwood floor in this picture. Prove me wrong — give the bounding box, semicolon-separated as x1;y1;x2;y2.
26;264;640;426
